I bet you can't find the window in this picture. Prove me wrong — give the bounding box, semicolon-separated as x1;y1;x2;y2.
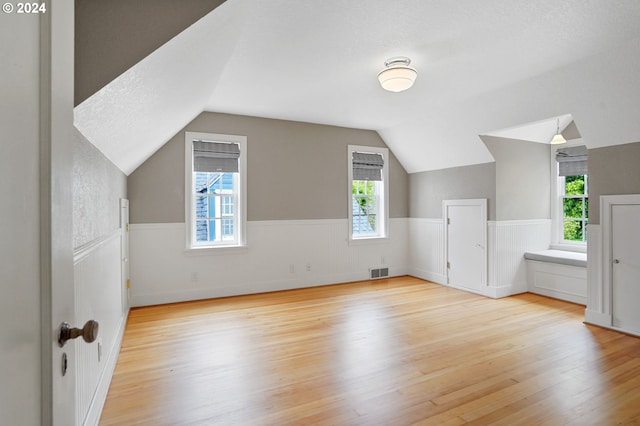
553;143;588;246
561;174;588;242
348;145;389;240
185;132;246;249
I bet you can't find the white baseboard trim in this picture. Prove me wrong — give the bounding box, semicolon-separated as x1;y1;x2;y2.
584;310;640;337
132;268;410;307
408;268;447;285
529;287;587;305
486;285;526;299
83;308;128;426
584;309;612;328
407;268;523;299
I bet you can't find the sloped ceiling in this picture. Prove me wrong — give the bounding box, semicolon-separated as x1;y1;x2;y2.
74;0;225;106
74;0;640;176
482;114;574;144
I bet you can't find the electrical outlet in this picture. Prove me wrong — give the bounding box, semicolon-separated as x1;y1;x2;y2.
306;263;311;272
289;264;295;273
191;272;199;282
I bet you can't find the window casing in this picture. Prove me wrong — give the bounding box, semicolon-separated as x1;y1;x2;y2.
551;141;588;249
348;145;389;241
185;132;247;249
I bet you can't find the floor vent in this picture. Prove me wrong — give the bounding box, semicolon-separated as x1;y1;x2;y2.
369;267;389;279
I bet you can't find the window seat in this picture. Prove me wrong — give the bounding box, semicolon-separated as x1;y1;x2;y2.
524;249;587;268
524;250;587;305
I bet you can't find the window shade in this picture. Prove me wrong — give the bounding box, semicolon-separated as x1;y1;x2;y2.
352;152;384;181
193;141;240;173
556;145;587;176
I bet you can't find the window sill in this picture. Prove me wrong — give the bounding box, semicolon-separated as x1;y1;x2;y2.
524;249;587;268
348;236;390;246
549;243;587;253
184;245;248;256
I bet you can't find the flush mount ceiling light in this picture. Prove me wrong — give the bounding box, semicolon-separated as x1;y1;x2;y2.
550;118;567;144
377;57;417;92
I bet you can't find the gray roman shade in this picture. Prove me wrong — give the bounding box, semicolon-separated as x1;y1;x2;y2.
193;141;240;173
556;145;588;176
352;152;384;181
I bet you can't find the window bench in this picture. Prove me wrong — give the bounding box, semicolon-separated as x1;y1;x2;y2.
524;250;587;305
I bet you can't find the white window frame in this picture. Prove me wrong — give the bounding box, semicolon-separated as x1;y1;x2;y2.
550;139;587;252
185;131;247;250
348;145;389;242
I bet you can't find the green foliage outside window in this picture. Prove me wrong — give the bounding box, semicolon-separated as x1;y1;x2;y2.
353;180;377;231
563;175;588;242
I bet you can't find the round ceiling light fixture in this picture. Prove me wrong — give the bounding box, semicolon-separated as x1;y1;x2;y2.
377;57;417;92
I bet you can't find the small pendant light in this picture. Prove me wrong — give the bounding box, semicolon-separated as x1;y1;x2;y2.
550;118;567;144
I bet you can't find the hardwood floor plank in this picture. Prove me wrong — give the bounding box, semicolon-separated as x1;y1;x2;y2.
99;276;640;425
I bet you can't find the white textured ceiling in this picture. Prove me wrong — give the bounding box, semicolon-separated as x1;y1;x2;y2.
74;0;640;175
483;114;574;144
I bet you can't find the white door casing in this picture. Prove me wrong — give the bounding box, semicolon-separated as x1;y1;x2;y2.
444;199;488;294
611;203;640;333
120;198;130;311
601;194;640;336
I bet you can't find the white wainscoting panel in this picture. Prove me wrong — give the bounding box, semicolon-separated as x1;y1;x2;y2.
487;220;551;298
74;229;128;426
407;218;446;284
585;224;610;326
130;218;409;306
526;260;587;304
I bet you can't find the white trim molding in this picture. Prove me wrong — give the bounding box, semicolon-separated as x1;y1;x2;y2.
585;223;603;323
589;194;640;333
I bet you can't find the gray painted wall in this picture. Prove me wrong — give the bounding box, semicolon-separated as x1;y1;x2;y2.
74;0;225;105
563;120;582;140
409;163;497;220
73;129;128;248
589;141;640;224
128;112;409;223
483;136;550;221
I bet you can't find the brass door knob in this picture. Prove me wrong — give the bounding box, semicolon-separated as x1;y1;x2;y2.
58;320;99;347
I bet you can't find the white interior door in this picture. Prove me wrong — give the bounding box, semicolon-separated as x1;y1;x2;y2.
120;198;131;311
46;2;79;424
612;203;640;333
445;199;487;293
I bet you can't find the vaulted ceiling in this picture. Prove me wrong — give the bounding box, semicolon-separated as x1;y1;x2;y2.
74;0;640;175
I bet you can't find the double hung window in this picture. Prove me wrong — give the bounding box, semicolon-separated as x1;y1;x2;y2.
185;132;246;249
348;145;389;240
554;144;588;245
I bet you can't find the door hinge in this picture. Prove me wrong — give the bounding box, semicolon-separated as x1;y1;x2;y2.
126;223;129;232
447;261;451;269
126;279;131;289
447;218;451;225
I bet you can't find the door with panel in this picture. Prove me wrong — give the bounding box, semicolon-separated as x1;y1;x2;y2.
611;203;640;333
445;199;487;294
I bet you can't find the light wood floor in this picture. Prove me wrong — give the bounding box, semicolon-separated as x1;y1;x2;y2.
100;276;640;425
